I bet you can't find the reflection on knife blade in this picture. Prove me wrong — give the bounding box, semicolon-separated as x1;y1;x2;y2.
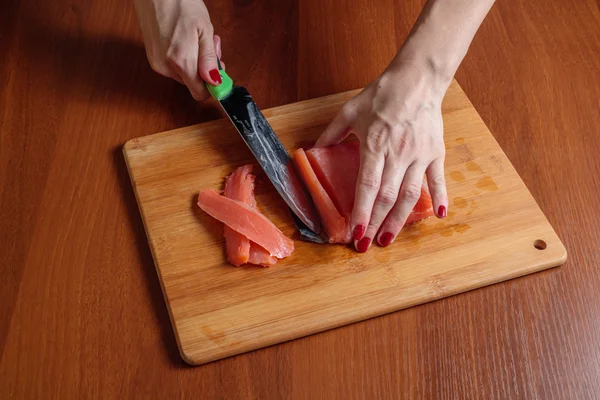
218;86;325;242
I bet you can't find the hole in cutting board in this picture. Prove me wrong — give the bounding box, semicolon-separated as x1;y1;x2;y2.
534;239;547;250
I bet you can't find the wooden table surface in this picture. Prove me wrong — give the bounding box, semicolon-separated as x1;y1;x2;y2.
1;0;599;398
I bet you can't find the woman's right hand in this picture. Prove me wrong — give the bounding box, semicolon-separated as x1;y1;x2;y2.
134;0;222;100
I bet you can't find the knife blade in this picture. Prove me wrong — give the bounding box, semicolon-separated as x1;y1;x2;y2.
205;65;326;243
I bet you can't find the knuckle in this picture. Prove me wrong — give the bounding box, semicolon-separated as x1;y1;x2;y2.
395;135;411;154
198;48;217;62
358;172;380;190
341;102;356;117
166;47;191;72
166;54;185;71
376;186;398;206
366;128;388;152
198;28;216;48
392;128;420;156
181;20;196;32
400;182;422;203
382;215;403;230
367;223;380;233
429;174;446;188
201;21;215;36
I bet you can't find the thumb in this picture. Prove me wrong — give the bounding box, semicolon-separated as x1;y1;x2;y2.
315;105;353;147
214;34;222;59
197;30;221;85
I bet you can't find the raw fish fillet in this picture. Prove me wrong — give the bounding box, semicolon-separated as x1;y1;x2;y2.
223;165;277;267
405;185;435;225
197;189;294;259
293;140;435;244
292;148;350;243
222;166;252;266
305;140;360;217
248;242;278;266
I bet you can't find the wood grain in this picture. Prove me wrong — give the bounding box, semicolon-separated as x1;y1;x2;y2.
1;0;599;397
123;81;566;365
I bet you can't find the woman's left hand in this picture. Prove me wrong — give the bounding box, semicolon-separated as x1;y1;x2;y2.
315;61;449;252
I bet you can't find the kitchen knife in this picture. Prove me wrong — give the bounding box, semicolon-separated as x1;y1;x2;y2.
205;63;326;243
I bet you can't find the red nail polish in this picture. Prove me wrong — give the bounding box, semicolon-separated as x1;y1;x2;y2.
352;225;366;241
379;232;394;247
438;205;447;218
209;69;222;84
357;237;371;253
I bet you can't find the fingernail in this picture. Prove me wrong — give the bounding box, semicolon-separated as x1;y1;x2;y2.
352;224;366;241
356;237;371;253
379;232;394;247
209;69;222;84
438;205;447;218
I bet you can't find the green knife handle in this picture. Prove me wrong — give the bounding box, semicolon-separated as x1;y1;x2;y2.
206;69;233;101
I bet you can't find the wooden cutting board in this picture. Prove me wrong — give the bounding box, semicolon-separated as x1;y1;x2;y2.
123;80;567;366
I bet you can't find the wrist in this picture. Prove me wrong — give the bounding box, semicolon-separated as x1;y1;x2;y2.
381;56;450;104
387;0;495;93
395;46;456;89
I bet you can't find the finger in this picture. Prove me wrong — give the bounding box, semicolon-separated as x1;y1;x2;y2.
426;157;448;218
315;104;354;147
365;157;408;247
351;149;385;252
213;35;222;60
376;162;428;246
167;26;210;100
197;27;221;85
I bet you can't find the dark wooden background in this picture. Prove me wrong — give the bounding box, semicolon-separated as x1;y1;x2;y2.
1;0;599;398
